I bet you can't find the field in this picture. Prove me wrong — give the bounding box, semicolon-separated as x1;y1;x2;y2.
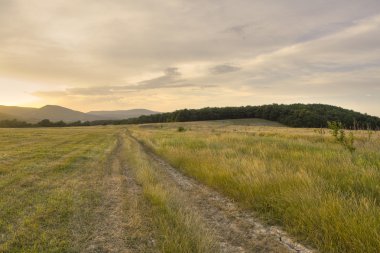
1;119;379;252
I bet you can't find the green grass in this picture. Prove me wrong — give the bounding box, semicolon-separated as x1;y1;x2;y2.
2;120;379;252
0;126;216;252
122;133;216;253
0;127;121;252
130;120;380;253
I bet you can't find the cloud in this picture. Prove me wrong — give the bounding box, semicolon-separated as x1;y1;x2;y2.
1;0;380;115
223;23;252;39
210;64;241;74
136;67;185;89
33;67;216;98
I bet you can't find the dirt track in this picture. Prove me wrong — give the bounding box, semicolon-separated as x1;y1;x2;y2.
85;133;315;252
86;136;157;253
130;135;315;253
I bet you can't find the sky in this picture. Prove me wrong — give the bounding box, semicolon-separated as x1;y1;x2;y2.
0;0;380;115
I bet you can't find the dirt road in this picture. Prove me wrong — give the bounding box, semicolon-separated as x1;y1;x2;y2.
85;136;156;253
130;135;314;253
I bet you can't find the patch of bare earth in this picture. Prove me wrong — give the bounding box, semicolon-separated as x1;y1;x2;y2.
85;135;157;253
133;137;315;253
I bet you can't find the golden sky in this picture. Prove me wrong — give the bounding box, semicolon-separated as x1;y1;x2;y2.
1;0;380;115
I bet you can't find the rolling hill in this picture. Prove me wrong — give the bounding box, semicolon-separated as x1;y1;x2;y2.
0;105;159;123
33;105;104;122
0;106;36;121
0;105;102;123
0;112;14;120
123;104;380;129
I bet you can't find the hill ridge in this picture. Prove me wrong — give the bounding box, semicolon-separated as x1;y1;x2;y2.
0;105;158;123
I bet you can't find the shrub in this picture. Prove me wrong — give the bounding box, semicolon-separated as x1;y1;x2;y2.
177;126;186;132
327;121;356;153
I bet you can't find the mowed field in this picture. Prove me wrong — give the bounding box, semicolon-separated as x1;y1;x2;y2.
0;127;127;252
0;119;379;252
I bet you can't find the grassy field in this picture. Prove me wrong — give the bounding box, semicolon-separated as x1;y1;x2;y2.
1;119;379;252
130;119;380;253
122;133;216;252
0;127;123;252
0;126;216;252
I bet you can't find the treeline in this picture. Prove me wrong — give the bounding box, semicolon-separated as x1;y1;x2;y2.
0;119;91;128
1;104;379;129
121;104;380;129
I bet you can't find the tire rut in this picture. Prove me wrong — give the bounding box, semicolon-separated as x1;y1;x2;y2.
86;134;157;253
85;136;127;253
132;136;315;253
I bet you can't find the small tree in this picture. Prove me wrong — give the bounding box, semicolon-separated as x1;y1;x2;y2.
327;121;355;153
327;121;343;138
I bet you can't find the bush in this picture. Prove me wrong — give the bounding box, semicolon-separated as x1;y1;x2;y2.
177;126;186;132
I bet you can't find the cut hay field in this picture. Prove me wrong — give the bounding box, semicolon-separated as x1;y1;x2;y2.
1;119;379;252
0;127;125;252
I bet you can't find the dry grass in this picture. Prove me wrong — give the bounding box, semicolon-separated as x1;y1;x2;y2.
0;127;121;252
122;132;217;253
130;119;380;253
0;127;163;253
0;126;217;252
2;120;378;252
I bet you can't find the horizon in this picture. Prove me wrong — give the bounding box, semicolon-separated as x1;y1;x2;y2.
0;104;159;113
1;1;380;116
1;102;379;118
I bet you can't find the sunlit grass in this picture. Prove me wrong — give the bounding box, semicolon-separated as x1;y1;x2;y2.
131;120;380;253
2;120;379;252
0;126;218;253
0;127;119;252
122;133;216;253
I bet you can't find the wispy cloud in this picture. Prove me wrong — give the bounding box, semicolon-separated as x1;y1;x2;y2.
0;0;380;115
33;67;216;99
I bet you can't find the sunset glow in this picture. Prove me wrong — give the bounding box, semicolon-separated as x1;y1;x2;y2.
0;0;379;115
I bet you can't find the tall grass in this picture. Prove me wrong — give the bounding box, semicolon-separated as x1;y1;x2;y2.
122;133;216;253
131;122;380;253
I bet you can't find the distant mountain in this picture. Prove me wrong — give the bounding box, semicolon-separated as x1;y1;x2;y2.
0;106;37;122
32;105;105;122
0;106;37;121
88;109;159;120
0;112;15;120
0;105;159;123
0;105;103;122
